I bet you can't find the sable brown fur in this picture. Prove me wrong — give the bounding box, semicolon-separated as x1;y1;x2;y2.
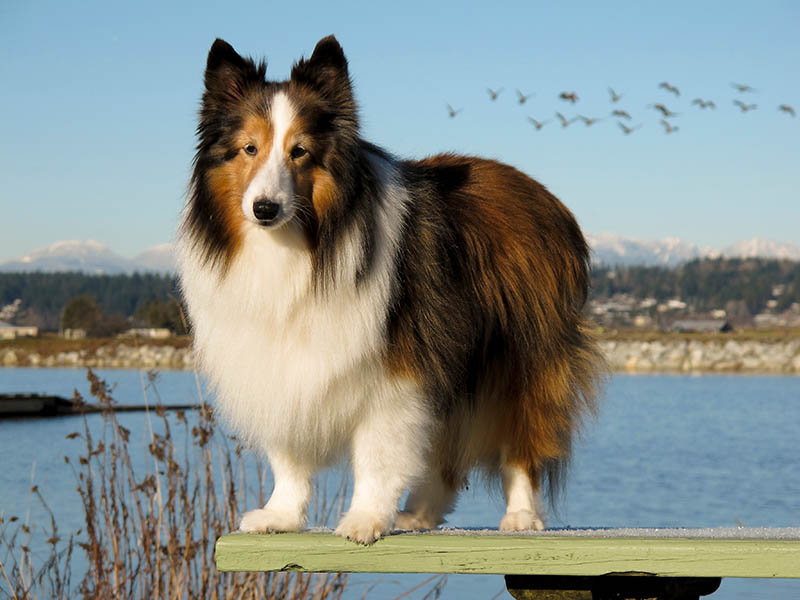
182;35;605;538
386;154;604;498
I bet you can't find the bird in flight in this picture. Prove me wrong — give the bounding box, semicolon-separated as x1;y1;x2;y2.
446;104;462;118
559;91;579;103
731;82;756;93
778;104;796;117
733;100;757;112
691;98;716;109
659;82;680;96
577;115;603;127
611;109;632;120
660;119;679;134
486;87;504;101
618;122;642;135
608;87;622;103
516;89;534;104
527;117;551;130
555;112;577;128
649;103;679;118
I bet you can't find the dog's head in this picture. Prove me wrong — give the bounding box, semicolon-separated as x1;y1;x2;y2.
187;36;359;266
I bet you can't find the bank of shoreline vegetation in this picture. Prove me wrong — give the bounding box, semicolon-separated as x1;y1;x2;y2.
2;257;800;336
0;370;362;599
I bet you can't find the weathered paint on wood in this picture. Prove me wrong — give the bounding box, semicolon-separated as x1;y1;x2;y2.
215;531;800;578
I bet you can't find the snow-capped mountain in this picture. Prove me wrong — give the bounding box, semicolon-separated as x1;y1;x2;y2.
587;233;799;266
722;237;800;261
0;241;176;274
1;236;798;273
132;243;178;273
586;233;714;267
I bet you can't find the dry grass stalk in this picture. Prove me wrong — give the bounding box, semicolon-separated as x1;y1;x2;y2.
0;369;348;599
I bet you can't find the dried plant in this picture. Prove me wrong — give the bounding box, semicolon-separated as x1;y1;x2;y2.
0;369;348;599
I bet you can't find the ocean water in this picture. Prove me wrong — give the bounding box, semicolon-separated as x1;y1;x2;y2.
0;368;798;599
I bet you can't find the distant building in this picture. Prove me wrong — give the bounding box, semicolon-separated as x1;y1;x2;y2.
669;319;732;333
753;313;789;328
121;328;172;339
0;321;39;340
62;328;87;340
659;299;688;312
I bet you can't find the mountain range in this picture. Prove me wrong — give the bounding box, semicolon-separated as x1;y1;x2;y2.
1;236;799;274
586;234;800;266
0;241;177;275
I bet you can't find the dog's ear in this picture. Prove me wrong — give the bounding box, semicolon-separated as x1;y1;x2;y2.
306;35;348;75
203;39;263;105
291;35;352;101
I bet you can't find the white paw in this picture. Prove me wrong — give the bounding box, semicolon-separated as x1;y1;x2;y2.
394;511;438;531
499;509;545;532
335;510;393;545
238;508;304;534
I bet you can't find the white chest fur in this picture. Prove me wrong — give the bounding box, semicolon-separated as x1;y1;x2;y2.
177;154;410;465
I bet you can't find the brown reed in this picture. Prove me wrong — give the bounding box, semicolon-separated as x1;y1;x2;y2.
0;369;349;599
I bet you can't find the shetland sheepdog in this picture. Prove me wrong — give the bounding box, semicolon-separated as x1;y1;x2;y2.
178;35;604;544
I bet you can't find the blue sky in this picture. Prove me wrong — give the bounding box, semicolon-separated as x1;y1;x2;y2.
1;0;798;262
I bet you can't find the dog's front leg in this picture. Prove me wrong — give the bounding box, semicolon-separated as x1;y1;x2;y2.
335;386;430;544
239;449;312;533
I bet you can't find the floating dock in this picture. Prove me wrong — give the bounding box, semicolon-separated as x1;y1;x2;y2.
0;393;199;418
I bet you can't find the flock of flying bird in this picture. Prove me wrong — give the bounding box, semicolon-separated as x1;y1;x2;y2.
445;82;796;135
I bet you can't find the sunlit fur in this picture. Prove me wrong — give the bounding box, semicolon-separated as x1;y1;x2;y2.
178;36;605;544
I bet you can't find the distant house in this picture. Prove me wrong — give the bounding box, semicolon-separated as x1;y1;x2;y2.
62;328;87;340
121;328;172;339
0;321;39;340
669;319;732;333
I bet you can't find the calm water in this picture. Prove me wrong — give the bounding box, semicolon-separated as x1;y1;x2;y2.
1;368;798;599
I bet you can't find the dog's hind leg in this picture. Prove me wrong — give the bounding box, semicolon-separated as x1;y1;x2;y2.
499;459;546;531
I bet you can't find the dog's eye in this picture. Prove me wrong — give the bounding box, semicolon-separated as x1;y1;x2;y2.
244;144;258;156
289;145;308;160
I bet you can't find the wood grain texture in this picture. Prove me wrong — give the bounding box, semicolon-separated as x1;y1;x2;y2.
215;531;800;578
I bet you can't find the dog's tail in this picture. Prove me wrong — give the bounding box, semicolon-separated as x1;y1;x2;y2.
505;321;606;503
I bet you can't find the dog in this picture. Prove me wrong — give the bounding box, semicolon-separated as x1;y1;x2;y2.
178;35;604;544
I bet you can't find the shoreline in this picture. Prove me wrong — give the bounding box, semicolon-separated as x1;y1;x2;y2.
598;338;800;374
2;334;800;374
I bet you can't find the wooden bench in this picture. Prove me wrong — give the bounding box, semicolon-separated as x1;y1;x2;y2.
215;527;800;599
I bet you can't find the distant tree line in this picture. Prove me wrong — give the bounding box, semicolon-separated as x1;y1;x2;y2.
591;258;800;316
2;257;799;333
59;294;187;337
0;272;185;333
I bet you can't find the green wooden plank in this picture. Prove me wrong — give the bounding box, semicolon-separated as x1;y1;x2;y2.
215;532;800;578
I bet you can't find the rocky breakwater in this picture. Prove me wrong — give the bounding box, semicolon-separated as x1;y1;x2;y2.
600;338;800;374
3;338;800;373
1;343;194;370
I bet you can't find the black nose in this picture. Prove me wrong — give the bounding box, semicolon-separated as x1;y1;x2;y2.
252;199;281;223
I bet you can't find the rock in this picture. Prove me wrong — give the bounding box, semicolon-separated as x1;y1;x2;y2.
742;356;763;370
3;350;18;366
0;337;796;373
